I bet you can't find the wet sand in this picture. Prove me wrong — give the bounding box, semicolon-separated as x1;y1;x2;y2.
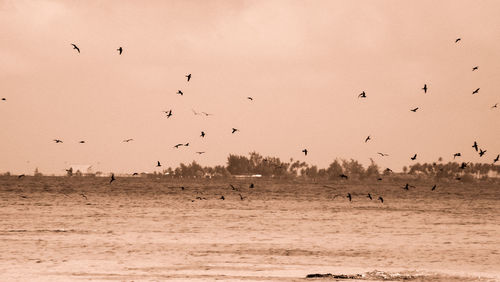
0;176;499;281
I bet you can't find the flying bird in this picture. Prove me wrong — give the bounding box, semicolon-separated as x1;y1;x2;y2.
132;172;139;176
117;47;123;55
239;194;246;200
403;183;413;190
472;88;480;95
196;151;205;155
123;139;134;142
422;84;427;93
186;74;191;82
453;153;461;159
410;107;419;112
431;185;437;191
472;141;478;152
53;139;63;143
472;66;478;71
110;173;115;184
460;162;468;169
493;155;499;164
367;193;373;200
1;98;5;101
18;174;25;179
220;195;225;200
200;131;205;138
177;90;183;96
71;43;80;53
163;110;172;118
365;135;371;143
377;152;389;157
378;196;384;203
232;128;239;134
339;174;348;179
479;149;487;157
156;161;161;167
411;154;417;160
358;91;366;98
79;141;85;144
202;112;213;116
247;97;253;101
184;143;189;147
249;183;254;188
347;193;352;202
173;144;183;148
455;38;461;43
302;149;308;156
491;103;498;109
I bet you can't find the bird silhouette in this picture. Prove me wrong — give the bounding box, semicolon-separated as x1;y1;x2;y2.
192;109;201;115
472;66;478;71
220;195;225;200
232;128;239;134
202;112;213;116
196;151;205;154
71;44;80;53
1;98;6;101
79;141;85;144
18;174;25;179
347;193;352;202
173;144;183;148
410;107;419;112
453;153;461;159
384;168;393;173
156;161;161;167
186;74;191;82
358;91;366;98
479;149;486;157
302;149;308;156
200;131;205;137
378;196;384;203
53;139;63;143
472;88;480;95
455;38;461;43
163;110;173;118
492;103;498;109
493;155;499;164
460;162;468;169
110;173;115;184
239;194;246;200
247;97;253;101
472;141;478;152
422;84;427;93
249;183;254;188
123;138;134;142
377;152;389;157
367;193;373;200
184;143;189;147
132;172;139;176
431;184;437;191
117;47;123;55
177;90;183;95
403;183;414;190
339;174;348;179
411;154;417;160
365;135;371;143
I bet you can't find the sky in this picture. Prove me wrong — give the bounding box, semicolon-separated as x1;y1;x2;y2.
1;0;499;175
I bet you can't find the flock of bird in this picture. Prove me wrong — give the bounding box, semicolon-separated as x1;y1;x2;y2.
2;38;499;205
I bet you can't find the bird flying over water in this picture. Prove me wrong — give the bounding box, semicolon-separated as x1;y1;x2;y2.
479;149;486;157
302;149;308;156
472;141;478;152
472;88;480;95
411;154;417;160
410;107;419;112
186;74;191;82
71;43;80;53
422;84;427;93
117;47;123;55
358;91;366;98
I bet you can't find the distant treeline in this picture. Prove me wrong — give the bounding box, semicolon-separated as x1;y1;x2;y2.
3;152;500;181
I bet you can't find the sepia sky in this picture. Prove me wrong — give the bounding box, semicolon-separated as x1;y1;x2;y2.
1;0;499;175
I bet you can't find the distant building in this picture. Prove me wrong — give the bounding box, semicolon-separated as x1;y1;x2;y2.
68;165;93;176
